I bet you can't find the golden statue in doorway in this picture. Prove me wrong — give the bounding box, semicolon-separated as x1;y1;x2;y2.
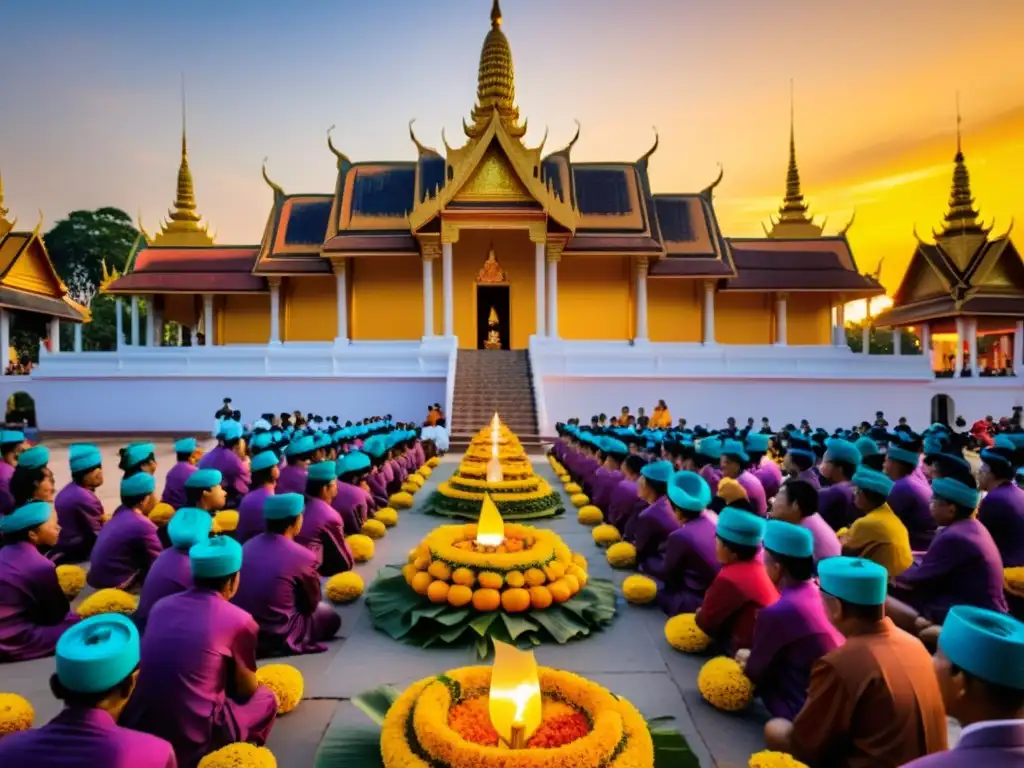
485;306;503;349
477;247;507;284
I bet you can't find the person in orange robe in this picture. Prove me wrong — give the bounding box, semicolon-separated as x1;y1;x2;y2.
651;400;673;429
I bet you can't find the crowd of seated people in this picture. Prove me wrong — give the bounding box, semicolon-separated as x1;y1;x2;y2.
0;411;429;766
553;408;1024;767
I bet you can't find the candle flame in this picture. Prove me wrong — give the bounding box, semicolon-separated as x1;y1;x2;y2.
475;493;505;547
488;640;542;746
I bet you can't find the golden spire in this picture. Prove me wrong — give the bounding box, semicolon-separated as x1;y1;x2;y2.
937;94;987;239
0;166;6;219
765;82;823;239
465;0;525;140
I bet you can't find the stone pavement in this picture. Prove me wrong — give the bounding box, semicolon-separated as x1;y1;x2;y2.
3;440;769;767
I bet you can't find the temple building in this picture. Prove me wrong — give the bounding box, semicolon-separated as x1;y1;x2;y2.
103;0;881;352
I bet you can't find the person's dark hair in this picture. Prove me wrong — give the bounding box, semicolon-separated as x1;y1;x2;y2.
716;535;759;562
50;670;136;709
948;663;1024;710
788;451;814;472
185;486;210;506
0;524;41;544
859;487;887;509
623;455;646;476
118;449;155;476
985;459;1016;482
194;571;237;591
765;548;815;581
266;515;300;535
834;597;885;622
830;458;858;481
287;450;315;465
305;478;332;498
71;462;102;485
781;479;818;518
250;466;277;489
10;465;52;507
0;439;22;457
643;478;667;497
861;453;885;471
121;492;150;509
175;451;193;463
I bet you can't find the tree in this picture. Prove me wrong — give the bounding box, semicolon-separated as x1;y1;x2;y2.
846;321;922;355
44;207;139;306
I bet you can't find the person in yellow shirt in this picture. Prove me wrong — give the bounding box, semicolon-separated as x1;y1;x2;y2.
840;467;913;579
651;400;673;429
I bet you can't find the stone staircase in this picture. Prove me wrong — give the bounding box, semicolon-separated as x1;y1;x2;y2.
449;350;543;450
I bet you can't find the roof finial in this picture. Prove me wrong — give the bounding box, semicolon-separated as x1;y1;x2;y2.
0;167;6;219
491;0;502;27
465;0;523;139
955;91;962;157
780;79;809;220
262;157;286;202
181;72;187;159
937;96;988;239
327;125;352;168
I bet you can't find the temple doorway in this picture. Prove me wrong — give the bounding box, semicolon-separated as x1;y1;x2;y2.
931;394;954;426
476;285;510;350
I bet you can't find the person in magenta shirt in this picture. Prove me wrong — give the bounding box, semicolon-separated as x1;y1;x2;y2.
747;433;783;501
629;461;679;572
607;455;647;535
695;438;723;496
276;435;315;495
232;493;341;656
719;439;767;516
51;444;106;564
654;471;718;614
976;437;1024;567
182;469;228;518
88;473;163;592
296;462;353;575
161;438;200;511
333;451;372;535
591;438;628;513
234;452;279;544
0;429;27;518
0;613;176;767
884;433;937;550
770;478;841;565
201;423;249;510
121;536;277;767
817;438;861;531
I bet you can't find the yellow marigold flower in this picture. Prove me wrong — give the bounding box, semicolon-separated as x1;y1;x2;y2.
390;491;415;509
592;523;621;547
749;750;810;768
256;664;304;714
56;564;86;600
572;552;588;570
417;466;433;478
407;473;425;487
577;505;603;525
375;507;399;528
836;526;849;538
570;493;590;508
198;743;277;767
346;533;375;562
606;541;637;569
212;510;239;534
401;481;419;494
427;457;441;468
565;481;582;494
325;572;363;604
77;588;137;618
622;574;657;604
698;656;754;712
361;519;387;540
665;613;711;653
148;502;176;526
559;473;571;483
1005;567;1024;598
0;693;34;737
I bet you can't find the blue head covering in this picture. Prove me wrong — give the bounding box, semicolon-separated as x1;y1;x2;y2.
939;605;1024;690
56;614;139;693
980;436;1017;472
764;519;814;559
185;468;223;489
122;443;155;469
313;432;333;450
854;436;880;458
250;433;273;453
666;470;712;513
716;507;766;548
190;536;243;579
745;433;770;454
338;451;372;475
264;493;305;520
0;429;25;445
69;445;103;474
819;556;887;605
167;507;213;550
174;437;198;455
0;501;51;534
362;435;386;458
696;437;723;460
824;438;861;468
121;473;156;498
640;460;674;485
851;467;894;498
931;477;980;510
286;435;317;457
250;451;279;473
308;461;338;483
603;438;629;456
719;439;749;464
219;421;244;442
887;431;922;466
787;435;816;462
17;445;50;470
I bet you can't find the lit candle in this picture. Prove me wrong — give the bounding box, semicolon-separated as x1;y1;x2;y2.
475;493;505;547
488;641;542;748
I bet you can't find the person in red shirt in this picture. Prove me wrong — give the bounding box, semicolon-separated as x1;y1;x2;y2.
696;506;779;653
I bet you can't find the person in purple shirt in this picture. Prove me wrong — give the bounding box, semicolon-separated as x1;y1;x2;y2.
0;429;27;518
782;435;820;490
201;422;249;510
134;508;212;634
654;470;719;614
770;478;841;565
51;444;106;564
0;613;177;767
884;434;937;550
903;606;1024;768
234;451;279;544
296;461;353;576
591;438;629;512
119;442;157;478
362;434;392;508
88;473;163;592
161;438;201;511
0;501;80;662
277;434;316;495
719;439;767;516
976;437;1024;567
607;454;646;534
889;476;1008;646
121;536;277;767
748;434;783;502
232;493;341;656
738;520;843;720
817;437;862;531
333;451;373;536
8;443;57;511
694;438;723;496
629;460;680;572
182;468;228;518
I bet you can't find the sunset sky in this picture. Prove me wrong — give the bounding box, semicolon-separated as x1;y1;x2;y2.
1;0;1022;300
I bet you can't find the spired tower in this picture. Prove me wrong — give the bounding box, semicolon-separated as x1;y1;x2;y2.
465;0;525;140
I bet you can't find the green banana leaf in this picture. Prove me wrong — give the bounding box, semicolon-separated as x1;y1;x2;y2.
313;723;384;768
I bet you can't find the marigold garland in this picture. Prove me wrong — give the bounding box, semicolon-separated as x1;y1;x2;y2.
390;492;415;509
664;613;711;653
362;519;387;540
1005;566;1024;598
56;564;86;600
212;510;239;534
347;533;375;562
622;574;657;605
375;507;399;527
256;664;304;714
0;693;34;737
197;743;278;767
407;473;425;488
325;571;364;603
77;588;137;618
148;502;176;526
606;542;637;569
577;505;603;525
570;493;590;508
427;457;441;468
565;482;583;494
401;482;420;494
418;465;433;478
592;524;621;547
559;474;571;483
748;750;810;768
697;656;755;712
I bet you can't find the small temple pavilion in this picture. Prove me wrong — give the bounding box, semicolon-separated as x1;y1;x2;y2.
0;174;90;374
103;0;882;352
874;121;1024;378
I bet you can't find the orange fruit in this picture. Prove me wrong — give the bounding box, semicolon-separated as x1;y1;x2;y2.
472;588;501;612
447;584;473;607
501;588;531;613
567;565;588;588
528;585;553;610
544;561;567;582
411;571;433;596
428;561;452;582
452;567;476;587
548;579;572;604
554;543;572;564
563;574;581;595
572;553;588;570
478;571;504;590
525;568;547;587
413;556;430;571
426;580;450;604
504;570;525;588
401;564;418;585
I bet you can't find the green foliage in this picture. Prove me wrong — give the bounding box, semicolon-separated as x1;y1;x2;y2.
846;321;922;355
44;207;139;305
425;490;564;520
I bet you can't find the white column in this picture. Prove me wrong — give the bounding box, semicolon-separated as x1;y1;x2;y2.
0;309;9;374
203;294;214;346
115;297;124;350
176;323;183;347
968;318;979;377
130;296;140;346
920;323;931;360
893;328;902;355
834;303;846;347
442;242;454;338
269;280;281;344
334;261;349;343
421;255;435;338
145;295;154;346
152;301;163;347
48;318;60;354
73;323;83;352
702;281;716;344
1014;320;1024;376
547;251;560;338
774;293;787;346
635;258;649;342
534;241;546;337
861;321;870;355
954;316;964;375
